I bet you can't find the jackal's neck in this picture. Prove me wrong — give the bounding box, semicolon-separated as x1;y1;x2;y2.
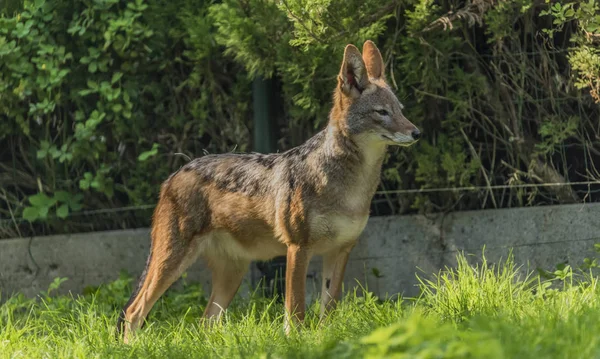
318;122;387;193
322;122;385;161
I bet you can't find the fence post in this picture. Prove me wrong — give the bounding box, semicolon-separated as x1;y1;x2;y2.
252;76;286;300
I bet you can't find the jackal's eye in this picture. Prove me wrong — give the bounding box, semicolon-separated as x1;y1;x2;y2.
374;109;390;116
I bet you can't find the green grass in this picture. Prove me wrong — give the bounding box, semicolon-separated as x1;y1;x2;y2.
2;252;600;358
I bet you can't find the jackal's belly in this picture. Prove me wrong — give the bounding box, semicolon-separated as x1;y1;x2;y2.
196;230;287;262
194;211;368;260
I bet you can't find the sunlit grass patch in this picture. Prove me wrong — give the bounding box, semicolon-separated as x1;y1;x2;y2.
2;252;599;358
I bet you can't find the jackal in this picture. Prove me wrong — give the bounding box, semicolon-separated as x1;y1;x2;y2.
117;40;420;342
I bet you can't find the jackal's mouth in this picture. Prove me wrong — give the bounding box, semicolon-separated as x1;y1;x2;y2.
380;133;418;146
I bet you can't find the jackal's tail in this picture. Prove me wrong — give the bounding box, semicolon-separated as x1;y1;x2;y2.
115;247;152;339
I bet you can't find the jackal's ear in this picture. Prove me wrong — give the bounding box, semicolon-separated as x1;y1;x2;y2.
338;44;370;97
362;40;384;79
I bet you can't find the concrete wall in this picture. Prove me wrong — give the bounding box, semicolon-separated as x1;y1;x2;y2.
1;203;599;302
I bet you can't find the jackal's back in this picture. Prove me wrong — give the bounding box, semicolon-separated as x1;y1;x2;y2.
159;131;324;246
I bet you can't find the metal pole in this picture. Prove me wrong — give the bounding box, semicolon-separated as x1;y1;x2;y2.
252;76;286;300
252;77;276;154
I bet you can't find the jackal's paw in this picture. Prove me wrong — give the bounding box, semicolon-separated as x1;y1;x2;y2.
283;312;305;336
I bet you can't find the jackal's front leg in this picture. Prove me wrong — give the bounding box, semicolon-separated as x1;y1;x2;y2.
284;244;311;334
320;241;356;319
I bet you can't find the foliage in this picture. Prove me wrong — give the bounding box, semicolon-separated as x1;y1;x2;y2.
2;252;600;358
359;312;503;358
1;0;600;238
0;0;251;238
416;251;536;321
540;0;600;102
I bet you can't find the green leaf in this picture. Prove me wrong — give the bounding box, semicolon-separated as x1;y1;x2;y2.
98;61;108;72
564;8;575;18
75;111;85;121
29;193;56;207
49;146;61;159
54;191;70;202
22;207;39;222
38;206;49;219
79;87;92;96
56;204;69;219
138;143;159;161
48;277;68;292
36;141;50;158
111;72;123;83
70;200;83;211
86;80;98;89
79;172;93;190
59;153;73;163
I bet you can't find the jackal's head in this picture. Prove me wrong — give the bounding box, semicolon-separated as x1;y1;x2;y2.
332;40;420;146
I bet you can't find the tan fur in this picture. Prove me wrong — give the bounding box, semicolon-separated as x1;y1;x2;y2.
117;40;420;342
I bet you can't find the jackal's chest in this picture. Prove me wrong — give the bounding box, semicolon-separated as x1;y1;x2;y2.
309;212;369;253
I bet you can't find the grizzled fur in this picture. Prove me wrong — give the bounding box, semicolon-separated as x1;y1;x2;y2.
117;40;420;343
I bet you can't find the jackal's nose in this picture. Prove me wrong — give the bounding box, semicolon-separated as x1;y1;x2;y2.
411;129;421;140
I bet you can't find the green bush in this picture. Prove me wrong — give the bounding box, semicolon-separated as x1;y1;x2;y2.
1;0;599;239
0;0;251;237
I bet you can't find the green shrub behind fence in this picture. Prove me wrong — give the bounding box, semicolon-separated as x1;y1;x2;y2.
1;0;599;239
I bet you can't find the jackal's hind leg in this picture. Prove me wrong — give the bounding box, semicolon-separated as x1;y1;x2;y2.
202;257;250;324
120;227;199;343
